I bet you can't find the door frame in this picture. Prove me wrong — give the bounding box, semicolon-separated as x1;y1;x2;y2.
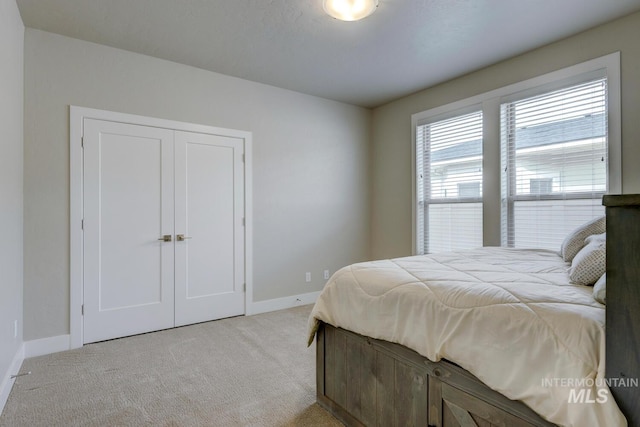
69;106;253;349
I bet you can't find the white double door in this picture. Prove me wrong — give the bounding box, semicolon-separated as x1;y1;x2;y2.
83;119;245;344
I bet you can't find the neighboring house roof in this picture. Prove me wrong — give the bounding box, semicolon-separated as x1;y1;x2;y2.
431;113;606;163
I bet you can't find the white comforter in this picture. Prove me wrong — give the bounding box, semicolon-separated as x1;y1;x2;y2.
308;247;626;427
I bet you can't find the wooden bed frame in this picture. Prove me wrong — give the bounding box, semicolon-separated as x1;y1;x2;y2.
314;194;640;427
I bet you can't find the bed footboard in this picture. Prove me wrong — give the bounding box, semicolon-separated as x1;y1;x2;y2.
316;322;555;427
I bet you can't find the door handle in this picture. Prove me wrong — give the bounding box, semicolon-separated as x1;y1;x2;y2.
177;234;192;241
157;235;172;242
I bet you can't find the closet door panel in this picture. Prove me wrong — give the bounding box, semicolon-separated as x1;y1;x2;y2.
174;131;245;326
83;119;175;344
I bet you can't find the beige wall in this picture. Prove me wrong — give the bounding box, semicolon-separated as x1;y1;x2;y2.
23;29;371;341
0;0;24;385
371;11;640;259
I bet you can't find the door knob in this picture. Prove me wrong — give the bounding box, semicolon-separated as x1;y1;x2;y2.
157;235;172;242
177;234;192;241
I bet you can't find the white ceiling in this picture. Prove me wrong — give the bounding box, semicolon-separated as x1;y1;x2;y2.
16;0;640;108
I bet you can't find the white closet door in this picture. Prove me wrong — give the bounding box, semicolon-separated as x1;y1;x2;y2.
174;131;245;326
83;119;175;343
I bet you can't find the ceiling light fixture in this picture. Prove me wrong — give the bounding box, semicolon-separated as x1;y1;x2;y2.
323;0;379;21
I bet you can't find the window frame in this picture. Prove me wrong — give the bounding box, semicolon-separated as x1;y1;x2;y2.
411;52;621;255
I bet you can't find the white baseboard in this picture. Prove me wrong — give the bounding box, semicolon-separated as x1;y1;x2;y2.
248;291;320;316
24;335;71;358
0;344;25;415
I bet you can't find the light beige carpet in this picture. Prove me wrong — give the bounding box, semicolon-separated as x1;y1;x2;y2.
0;305;342;427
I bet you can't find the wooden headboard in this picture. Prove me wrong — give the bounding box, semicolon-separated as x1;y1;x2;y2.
603;194;640;426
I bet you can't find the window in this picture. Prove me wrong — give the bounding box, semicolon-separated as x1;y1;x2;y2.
501;78;607;250
412;53;620;255
458;182;481;198
416;110;483;254
530;178;553;195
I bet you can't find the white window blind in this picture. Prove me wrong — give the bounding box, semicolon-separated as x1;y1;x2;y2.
417;110;483;254
501;78;607;250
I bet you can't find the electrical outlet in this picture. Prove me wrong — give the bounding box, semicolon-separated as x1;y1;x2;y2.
305;272;311;282
323;270;330;280
13;320;18;338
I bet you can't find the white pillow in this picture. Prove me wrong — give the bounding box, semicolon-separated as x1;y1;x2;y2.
569;233;606;286
560;216;606;262
593;273;606;304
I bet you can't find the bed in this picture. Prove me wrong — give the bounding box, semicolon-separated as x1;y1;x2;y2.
308;195;640;427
